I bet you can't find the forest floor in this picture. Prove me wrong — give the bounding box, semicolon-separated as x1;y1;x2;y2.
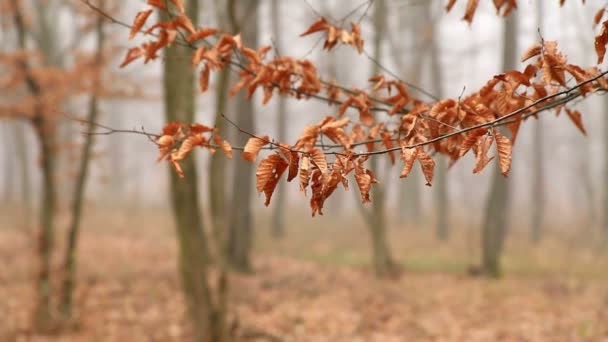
1;206;608;341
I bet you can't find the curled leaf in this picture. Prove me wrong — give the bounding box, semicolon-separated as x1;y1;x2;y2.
400;147;418;178
472;134;494;174
130;10;154;40
595;21;608;64
299;155;311;193
256;154;288;206
416;148;435;186
242;136;269;162
565;108;587;136
494;132;512;176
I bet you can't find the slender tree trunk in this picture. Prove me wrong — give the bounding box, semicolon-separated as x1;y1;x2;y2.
162;2;227;341
2;123;15;203
33;118;57;330
59;12;104;320
227;0;259;272
429;5;448;241
12;0;58;329
393;2;425;226
270;0;287;239
209;69;230;246
361;0;397;277
480;13;518;278
604;95;608;241
530;1;545;244
15;121;32;228
208;0;229;245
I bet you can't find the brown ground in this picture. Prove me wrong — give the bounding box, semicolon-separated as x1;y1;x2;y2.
1;206;607;341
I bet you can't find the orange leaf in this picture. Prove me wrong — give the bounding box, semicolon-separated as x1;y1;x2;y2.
170;0;185;13
199;64;210;92
594;9;605;28
565;108;587;136
299;155;311;193
400;147;418;178
416;148;435;186
213;136;232;159
472;135;494;174
300;17;330;36
130;10;153;40
187;28;218;43
445;0;457;11
256;154;288;206
520;43;542;63
459;128;487;157
120;47;143;68
595;21;608;64
463;0;480;24
310;148;328;173
147;0;167;10
175;14;196;34
494;131;512;176
242;136;269;162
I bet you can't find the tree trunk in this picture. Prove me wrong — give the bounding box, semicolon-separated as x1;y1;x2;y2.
270;0;287;239
59;11;104;320
209;69;230;247
15;121;32;229
429;6;448;241
162;2;227;341
227;0;259;272
33;118;57;330
530;1;545;244
12;0;58;329
604;95;608;241
367;181;397;276
480;12;518;278
361;0;398;277
2;123;15;203
392;2;425;226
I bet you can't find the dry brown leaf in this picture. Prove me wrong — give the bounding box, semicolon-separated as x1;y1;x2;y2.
459;128;487;157
300;17;329;37
520;43;541;62
494;131;512;176
199;64;210;92
400;147;418;178
187;28;218;43
147;0;167;10
310;148;328;173
416;148;435;186
472;135;494;174
120;47;143;68
565;108;587;135
242;136;269;162
594;8;605;28
256;154;288;206
463;0;480;24
213;135;232;159
446;0;457;11
299;155;311;193
595;21;608;64
130;10;153;40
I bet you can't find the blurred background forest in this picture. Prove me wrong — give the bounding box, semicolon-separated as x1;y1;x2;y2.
1;0;608;341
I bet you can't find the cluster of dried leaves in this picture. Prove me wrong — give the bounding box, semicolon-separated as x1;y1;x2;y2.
156;122;232;178
121;0;608;215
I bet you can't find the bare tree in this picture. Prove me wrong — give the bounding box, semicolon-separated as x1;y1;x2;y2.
480;12;518;277
59;7;105;319
227;0;260;272
161;2;227;341
270;0;288;239
530;1;545;243
359;0;398;277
